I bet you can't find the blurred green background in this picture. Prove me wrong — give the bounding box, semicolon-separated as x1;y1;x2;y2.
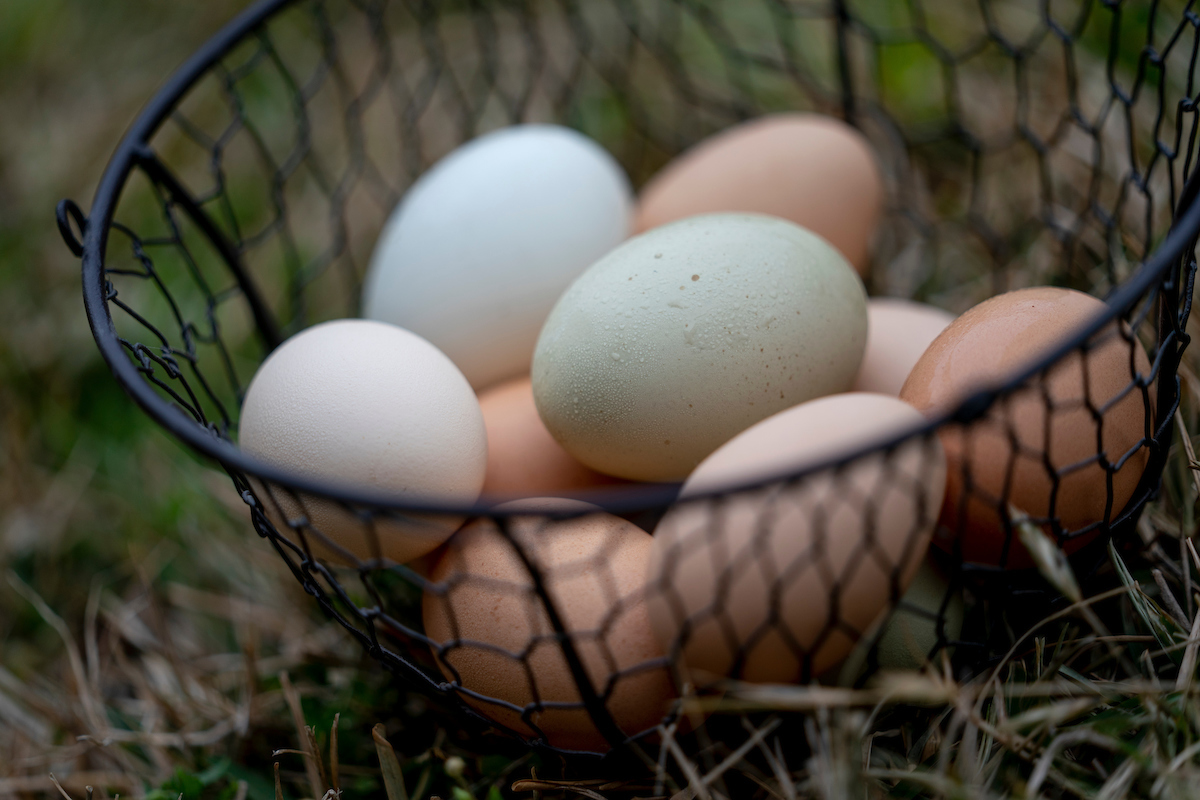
0;4;439;798
0;0;260;677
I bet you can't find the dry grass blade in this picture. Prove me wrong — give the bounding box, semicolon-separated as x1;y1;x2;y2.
0;776;136;797
1176;411;1200;500
999;697;1101;735
1026;730;1122;797
373;723;410;800
48;774;74;800
1175;611;1200;691
509;783;609;800
511;778;658;793
689;685;887;713
1154;570;1189;628
280;671;324;800
745;719;797;800
662;727;710;800
330;712;340;795
1097;755;1141;800
1015;512;1081;603
306;725;331;793
1109;543;1184;663
7;572;107;734
669;717;781;800
1187;539;1200;578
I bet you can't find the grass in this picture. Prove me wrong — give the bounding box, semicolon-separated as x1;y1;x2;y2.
5;1;1200;799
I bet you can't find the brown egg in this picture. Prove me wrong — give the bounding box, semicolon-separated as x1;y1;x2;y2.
899;287;1153;568
648;393;945;685
633;114;883;274
854;298;956;396
479;377;631;496
423;500;674;752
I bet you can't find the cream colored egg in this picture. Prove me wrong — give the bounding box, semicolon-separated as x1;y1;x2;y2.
648;393;945;685
532;213;868;482
853;298;956;396
423;500;674;752
239;320;487;565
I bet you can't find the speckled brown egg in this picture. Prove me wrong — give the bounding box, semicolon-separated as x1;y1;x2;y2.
633;114;884;274
899;287;1153;568
478;377;631;498
423;500;674;752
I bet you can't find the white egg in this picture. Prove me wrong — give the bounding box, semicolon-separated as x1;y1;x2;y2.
363;124;633;391
239;319;487;565
531;213;868;482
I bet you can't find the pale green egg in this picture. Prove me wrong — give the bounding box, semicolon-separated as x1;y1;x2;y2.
531;213;868;482
835;558;965;684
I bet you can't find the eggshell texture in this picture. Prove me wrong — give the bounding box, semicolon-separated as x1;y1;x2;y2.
853;298;956;395
834;557;964;684
634;114;883;274
478;377;631;497
239;320;487;565
532;213;868;482
899;287;1153;568
423;504;674;752
363;124;633;390
648;393;945;684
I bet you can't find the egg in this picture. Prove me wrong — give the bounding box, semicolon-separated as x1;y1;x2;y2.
834;557;964;684
633;114;883;274
899;287;1153;568
239;320;487;565
423;500;674;752
532;213;868;482
363;124;633;391
647;393;946;685
478;377;631;497
853;298;956;395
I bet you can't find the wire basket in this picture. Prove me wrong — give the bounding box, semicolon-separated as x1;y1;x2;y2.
58;0;1198;761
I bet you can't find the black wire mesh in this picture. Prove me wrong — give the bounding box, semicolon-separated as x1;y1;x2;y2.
61;0;1200;761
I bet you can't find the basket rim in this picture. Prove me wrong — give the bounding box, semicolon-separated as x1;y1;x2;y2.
71;0;1198;520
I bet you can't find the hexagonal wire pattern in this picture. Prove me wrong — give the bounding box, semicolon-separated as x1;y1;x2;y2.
61;0;1200;759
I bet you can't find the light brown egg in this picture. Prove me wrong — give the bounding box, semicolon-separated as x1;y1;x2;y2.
633;114;883;274
854;298;956;396
423;500;674;752
478;377;630;496
899;287;1153;568
648;393;945;685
